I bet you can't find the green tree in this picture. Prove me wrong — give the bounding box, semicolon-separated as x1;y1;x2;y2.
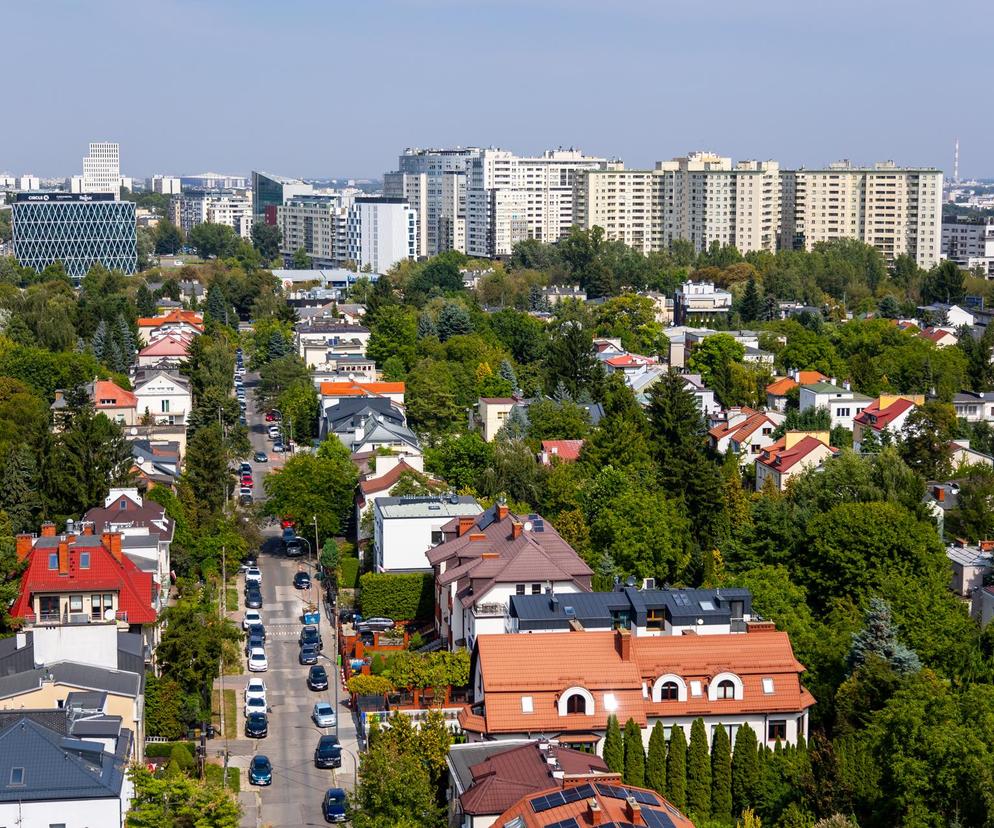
877;294;901;319
898;401;957;479
436;302;472;342
545;315;599;399
424;433;494;490
417;309;438;340
921;259;965;305
153;220;184;255
367;305;418;370
277;379;318;441
580;375;656;481
136;283;156;317
127;767;241;827
189;223;239;259
250;222;282;260
417;708;453;784
711;724;733;821
740;277;761;323
525;398;590;442
143;674;186;740
623;717;646;786
732;723;760;817
256;354;311;413
646;721;667;796
292;246;311;270
181;422;230;525
499;358;517;389
687;718;712;817
687;333;746;395
350;738;442;828
0;445;40;533
602;714;624;773
406;359;463;439
667;725;688;809
267;329;289;361
848;597;921;674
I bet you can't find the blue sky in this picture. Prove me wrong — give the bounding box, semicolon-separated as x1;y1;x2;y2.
4;0;989;179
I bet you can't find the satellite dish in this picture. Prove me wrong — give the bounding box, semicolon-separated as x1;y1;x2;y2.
135;457;145;466
104;608;116;621
130;428;138;436
523;521;533;533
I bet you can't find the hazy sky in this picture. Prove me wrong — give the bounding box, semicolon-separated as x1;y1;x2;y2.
4;0;989;180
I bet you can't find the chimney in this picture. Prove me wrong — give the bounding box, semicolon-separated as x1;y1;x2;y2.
469;533;488;543
934;486;945;502
458;516;476;537
103;532;124;563
41;522;56;538
615;627;632;661
497;502;509;521
511;522;523;540
57;540;69;575
81;522;94;536
981;540;994;553
587;798;605;826
15;534;32;561
625;796;643;825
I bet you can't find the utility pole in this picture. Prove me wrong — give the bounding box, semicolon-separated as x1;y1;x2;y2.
313;514;320;606
218;545;226;746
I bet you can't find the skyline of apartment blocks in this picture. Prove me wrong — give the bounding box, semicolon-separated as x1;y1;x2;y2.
278;194;346;268
384;147;480;257
942;216;994;276
149;175;181;195
781;161;942;268
81;142;120;194
172;189;253;238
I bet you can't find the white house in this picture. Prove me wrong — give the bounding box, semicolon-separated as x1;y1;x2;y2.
798;380;872;430
373;495;483;573
478;397;517;442
708;408;785;465
853;395;922;452
133;370;191;426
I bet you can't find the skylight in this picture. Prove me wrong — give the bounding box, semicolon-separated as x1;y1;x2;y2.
699;600;715;611
521;696;533;713
762;677;775;694
9;767;24;786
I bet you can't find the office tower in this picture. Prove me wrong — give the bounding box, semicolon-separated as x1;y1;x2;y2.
82;142;121;194
384;147;480;257
781;161;943;268
173;189;253;238
465;149;613;258
252;171;313;225
150;175;182;195
11;193;137;278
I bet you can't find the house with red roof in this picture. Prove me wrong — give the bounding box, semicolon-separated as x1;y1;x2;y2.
428;504;593;651
136;332;194;367
918;327;958;348
354;455;440;541
764;369;829;411
708;407;784;464
136;310;204;345
754;431;837;491
13;522;159;651
853;394;923;452
87;380;138;426
461;625;814;755
538;440;584;465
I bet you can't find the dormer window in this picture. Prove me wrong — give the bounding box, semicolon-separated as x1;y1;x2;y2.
565;694;587;714
79;552;90;569
659;681;679;700
716;679;735;699
48;553;58;570
9;767;24;786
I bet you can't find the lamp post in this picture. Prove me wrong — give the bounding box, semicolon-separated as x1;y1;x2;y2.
312;515;320;603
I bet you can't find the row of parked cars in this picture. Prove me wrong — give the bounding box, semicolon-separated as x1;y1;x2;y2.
240;554;348;822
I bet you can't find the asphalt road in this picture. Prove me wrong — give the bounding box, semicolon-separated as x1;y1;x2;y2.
219;371;360;827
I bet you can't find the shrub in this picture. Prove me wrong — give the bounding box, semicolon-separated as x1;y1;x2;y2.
346;674;395;696
145;741;196;758
169;743;195;775
359;572;433;620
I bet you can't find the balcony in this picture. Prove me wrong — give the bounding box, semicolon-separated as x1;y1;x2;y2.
22;610;129;627
472;601;507;618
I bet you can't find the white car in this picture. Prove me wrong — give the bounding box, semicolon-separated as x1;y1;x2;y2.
248;648;268;672
245;567;262;585
267;426;281;440
244;678;267;705
244;696;267;717
243;610;262;630
312;702;336;728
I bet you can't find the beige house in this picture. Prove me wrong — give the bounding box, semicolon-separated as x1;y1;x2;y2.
755;431;836;492
478;397;516;442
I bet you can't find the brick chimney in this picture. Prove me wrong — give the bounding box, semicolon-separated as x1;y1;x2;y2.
981;540;994;552
81;522;94;536
511;522;523;540
41;522;56;538
587;798;605;826
934;486;945;502
108;532;123;563
15;534;33;562
497;502;509;521
625;796;643;825
458;516;476;537
615;627;632;661
469;533;487;542
57;540;70;575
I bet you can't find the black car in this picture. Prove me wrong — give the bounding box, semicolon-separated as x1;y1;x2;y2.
299;644;319;665
244;551;258;567
284;538;303;556
314;735;342;769
307;665;328;691
299;625;323;650
293;571;311;590
245;712;268;738
245;591;263;609
247;623;266;643
322;787;348;823
244;634;265;656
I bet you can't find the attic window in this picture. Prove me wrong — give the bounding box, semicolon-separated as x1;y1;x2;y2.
699;600;715;611
690;680;703;697
48;553;58;570
119;499;127;510
79;552;90;569
762;677;775;694
9;767;24;786
521;696;534;713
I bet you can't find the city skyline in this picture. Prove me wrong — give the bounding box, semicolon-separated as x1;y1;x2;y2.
5;0;991;180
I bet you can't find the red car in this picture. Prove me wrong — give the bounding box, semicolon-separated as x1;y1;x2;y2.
281;518;295;530
241;476;254;488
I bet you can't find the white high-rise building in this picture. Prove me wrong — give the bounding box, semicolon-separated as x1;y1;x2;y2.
150;176;182;195
384;148;481;257
173;189;253;238
942;217;994;277
17;175;41;191
781;161;943;268
82;142;121;194
346;198;417;273
465;148;614;258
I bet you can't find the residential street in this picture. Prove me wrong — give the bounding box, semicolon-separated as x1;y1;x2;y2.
217;372;361;827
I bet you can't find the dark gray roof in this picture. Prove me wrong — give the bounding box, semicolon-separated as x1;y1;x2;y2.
0;662;142;701
69;715;122;739
0;709;68;736
121;533;160;549
0;718;125;802
0;634;35;678
65;691;107;711
326;397;404;432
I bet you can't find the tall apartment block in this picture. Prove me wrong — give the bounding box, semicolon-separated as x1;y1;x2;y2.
465;149;615;258
384;148;481;258
81;142;121;195
780;161;942;268
942;217;994;276
172;189;253;238
573;153;780;256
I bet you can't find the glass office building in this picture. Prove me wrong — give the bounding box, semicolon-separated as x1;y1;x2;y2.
11;193;137;279
252;171;312;225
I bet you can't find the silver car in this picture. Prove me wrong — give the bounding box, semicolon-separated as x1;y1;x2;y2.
312;702;336;728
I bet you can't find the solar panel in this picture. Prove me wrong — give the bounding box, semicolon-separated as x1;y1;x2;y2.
595;783;629;800
561;784;595;804
545;820;580;828
531;790;567;813
630;789;661;806
643;809;678;828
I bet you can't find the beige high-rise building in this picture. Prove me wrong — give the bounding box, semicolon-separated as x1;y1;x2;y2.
781;161;943;268
573;153;780;256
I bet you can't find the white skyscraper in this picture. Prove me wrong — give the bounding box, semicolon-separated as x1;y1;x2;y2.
82;142;121;194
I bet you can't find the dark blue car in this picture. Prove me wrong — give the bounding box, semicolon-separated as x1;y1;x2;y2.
249;755;272;786
322;786;347;822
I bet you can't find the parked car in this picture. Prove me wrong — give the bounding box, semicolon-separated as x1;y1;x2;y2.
361;617;396;632
239;492;253;507
240;476;254;488
247;623;266;643
284;538;304;557
273;441;286;453
245;591;263;609
244;696;267;717
245;712;268;738
248;648;268;672
245;567;262;584
242;610;262;630
312;702;336;728
322;787;348;823
244;678;267;705
307;665;328;691
268;426;281;439
293;571;311;590
244;634;265;656
244;551;258;566
299;644;319;665
254;451;268;463
314;735;342;769
239;462;252;474
299;625;323;649
249;755;272;785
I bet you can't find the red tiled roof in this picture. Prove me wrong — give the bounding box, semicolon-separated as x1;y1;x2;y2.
90;380;137;409
139;335;191;356
319;381;405;397
853;396;917;430
540;440;584;463
919;327;956;344
137;310;204;329
756;435;835;474
765;371;829;396
359;459;423;495
12;534;156;624
605;354;651;368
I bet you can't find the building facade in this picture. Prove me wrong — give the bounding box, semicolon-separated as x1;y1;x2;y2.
346;197;417;272
942;216;994;276
82;142;121;194
252;170;313;225
11;193;137;279
781;161;943;268
149;175;181;195
172;189;253;238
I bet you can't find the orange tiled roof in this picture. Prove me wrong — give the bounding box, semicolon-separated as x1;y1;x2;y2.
919;327;956;344
540;440;584;463
319;381;405;397
853;396;917;430
91;380;137;409
765;371;829;396
137;310;204;329
756;435;835;473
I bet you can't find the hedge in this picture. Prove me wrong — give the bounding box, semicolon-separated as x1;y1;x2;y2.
145;741;196;758
358;572;433;621
340;556;360;589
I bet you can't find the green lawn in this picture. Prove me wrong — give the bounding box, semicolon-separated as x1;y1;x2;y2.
211;688;237;740
226;587;238;613
205;763;241;792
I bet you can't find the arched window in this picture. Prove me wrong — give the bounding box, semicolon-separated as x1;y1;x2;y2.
565;693;588;715
716;679;735;700
659;681;679;701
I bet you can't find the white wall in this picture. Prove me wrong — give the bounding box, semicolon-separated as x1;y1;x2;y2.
32;624;120;670
0;795;124;828
377;516;449;571
134;377;191;424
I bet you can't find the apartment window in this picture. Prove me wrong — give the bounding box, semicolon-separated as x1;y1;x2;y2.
69;595;83;613
48;553;58;570
79;552;90;569
837;407;850;417
103;594;114;612
161;400;170;413
516;584;526;596
716;679;736;699
531;583;541;595
768;720;787;742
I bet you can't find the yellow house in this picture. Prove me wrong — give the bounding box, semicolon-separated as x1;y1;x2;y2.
755;431;836;492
